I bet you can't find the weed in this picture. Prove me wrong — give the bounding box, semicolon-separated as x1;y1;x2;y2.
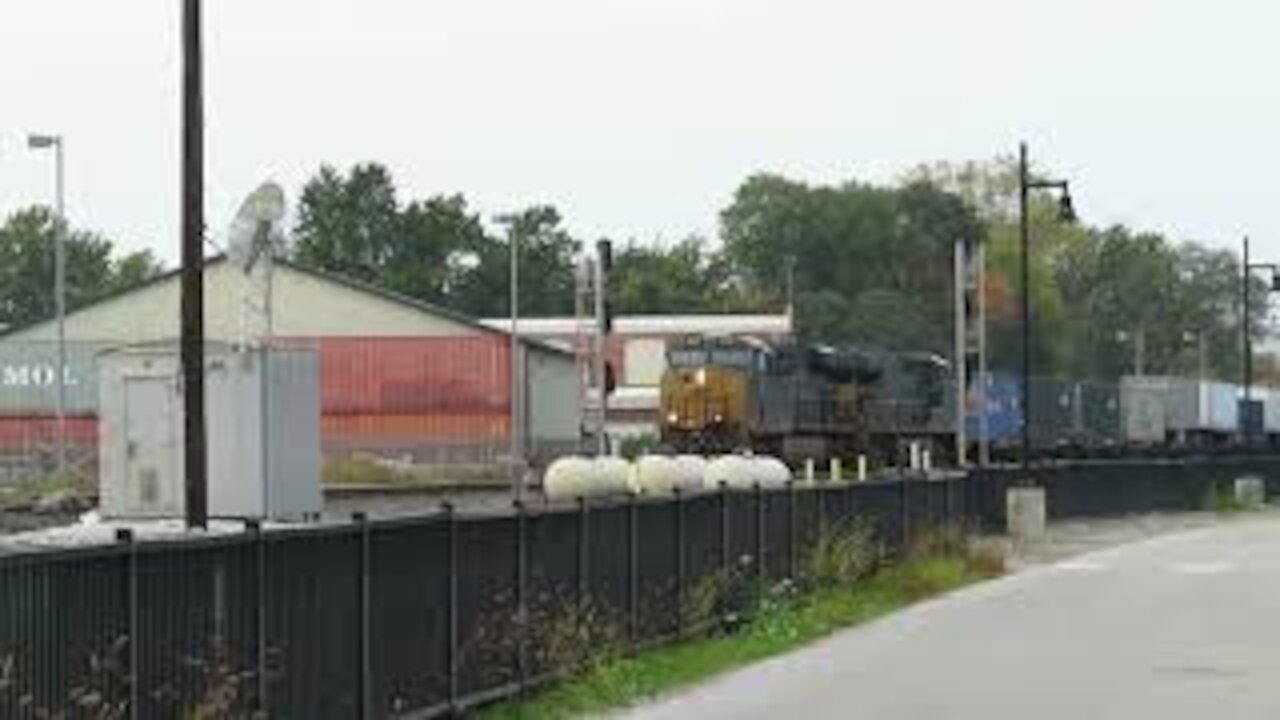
477;525;1002;720
1202;483;1248;514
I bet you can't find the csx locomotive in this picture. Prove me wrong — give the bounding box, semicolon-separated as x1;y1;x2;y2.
659;337;956;463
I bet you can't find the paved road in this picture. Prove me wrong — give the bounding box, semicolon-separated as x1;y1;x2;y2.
620;517;1280;720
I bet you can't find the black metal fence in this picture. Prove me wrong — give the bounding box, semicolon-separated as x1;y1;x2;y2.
1;457;1277;719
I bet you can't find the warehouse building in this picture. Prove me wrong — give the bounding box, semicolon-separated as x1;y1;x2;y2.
0;257;579;478
481;314;793;439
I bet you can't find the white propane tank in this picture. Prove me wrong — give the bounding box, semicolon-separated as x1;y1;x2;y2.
542;456;597;500
705;455;753;490
594;456;638;496
672;455;708;493
635;455;681;496
751;456;792;489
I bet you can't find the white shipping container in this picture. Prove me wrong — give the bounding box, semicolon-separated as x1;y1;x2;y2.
1260;388;1280;433
1163;378;1239;434
1119;375;1168;444
98;343;322;521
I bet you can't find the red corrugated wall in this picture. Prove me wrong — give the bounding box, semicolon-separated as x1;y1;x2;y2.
0;336;517;452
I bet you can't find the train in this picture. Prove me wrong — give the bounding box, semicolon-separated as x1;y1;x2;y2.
658;337;956;463
658;335;1280;464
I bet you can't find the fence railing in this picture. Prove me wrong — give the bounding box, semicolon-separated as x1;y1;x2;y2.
1;457;1277;719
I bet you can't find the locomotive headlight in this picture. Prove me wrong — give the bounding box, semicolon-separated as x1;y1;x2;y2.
666;411;679;424
695;368;707;387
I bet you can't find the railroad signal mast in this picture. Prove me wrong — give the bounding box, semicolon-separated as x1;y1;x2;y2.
954;236;988;466
574;241;616;456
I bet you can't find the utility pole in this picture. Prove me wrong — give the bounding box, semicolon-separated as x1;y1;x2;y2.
180;0;208;529
594;240;612;456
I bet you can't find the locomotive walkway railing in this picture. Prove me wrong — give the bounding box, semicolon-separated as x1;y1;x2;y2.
1;455;1277;718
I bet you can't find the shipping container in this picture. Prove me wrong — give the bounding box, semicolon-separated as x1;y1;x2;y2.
1027;378;1076;447
0;341;115;414
1260;387;1280;434
316;336;511;415
965;373;1021;446
1163;378;1239;437
0;416;98;451
1077;381;1121;445
1120;375;1169;444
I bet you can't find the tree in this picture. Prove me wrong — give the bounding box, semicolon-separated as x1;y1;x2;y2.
0;207;163;328
451;206;578;317
293;163;402;285
719;173;982;353
609;236;751;315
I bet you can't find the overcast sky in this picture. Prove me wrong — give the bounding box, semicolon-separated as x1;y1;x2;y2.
1;0;1277;266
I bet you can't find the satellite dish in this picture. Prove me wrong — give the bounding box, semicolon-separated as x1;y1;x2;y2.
227;182;286;273
226;182;287;350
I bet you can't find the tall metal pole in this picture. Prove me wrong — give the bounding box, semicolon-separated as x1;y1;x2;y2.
1135;325;1145;377
594;253;608;456
53;140;67;477
953;238;967;466
181;0;208;529
1018;142;1031;478
510;226;522;498
977;238;990;466
1243;236;1251;402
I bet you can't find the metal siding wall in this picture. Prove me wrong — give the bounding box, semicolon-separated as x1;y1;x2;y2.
0;341;109;414
525;346;580;453
317;337;510;416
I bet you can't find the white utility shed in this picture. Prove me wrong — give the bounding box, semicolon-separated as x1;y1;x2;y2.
98;343;321;521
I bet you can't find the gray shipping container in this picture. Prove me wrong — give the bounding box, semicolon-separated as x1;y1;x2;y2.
0;341;115;414
1163;378;1239;435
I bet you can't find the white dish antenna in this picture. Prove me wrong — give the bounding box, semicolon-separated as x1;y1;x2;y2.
227;182;287;350
227;182;286;273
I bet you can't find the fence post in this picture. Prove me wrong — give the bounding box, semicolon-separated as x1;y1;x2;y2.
443;503;459;713
674;487;686;639
787;480;797;581
754;483;765;586
900;474;911;552
628;493;640;645
116;528;139;720
719;482;730;575
576;496;590;658
514;500;529;696
354;512;371;720
816;476;828;539
247;519;268;715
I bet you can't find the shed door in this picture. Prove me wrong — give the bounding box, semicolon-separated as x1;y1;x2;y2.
123;376;181;516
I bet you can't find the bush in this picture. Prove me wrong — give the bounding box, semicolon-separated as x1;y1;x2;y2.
619;434;661;461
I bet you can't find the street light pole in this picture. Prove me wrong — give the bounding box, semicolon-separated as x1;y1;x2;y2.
1019;143;1030;478
1240;238;1280;441
496;214;523;499
1243;236;1251;402
27;134;66;477
1017;141;1075;481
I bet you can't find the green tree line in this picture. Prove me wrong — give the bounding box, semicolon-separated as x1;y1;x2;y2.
0;158;1265;385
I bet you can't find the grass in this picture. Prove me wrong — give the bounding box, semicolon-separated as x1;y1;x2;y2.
0;469;93;510
1202;483;1251;514
476;529;1003;720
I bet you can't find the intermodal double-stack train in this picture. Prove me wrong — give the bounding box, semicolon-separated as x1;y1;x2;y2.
658;336;1280;464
